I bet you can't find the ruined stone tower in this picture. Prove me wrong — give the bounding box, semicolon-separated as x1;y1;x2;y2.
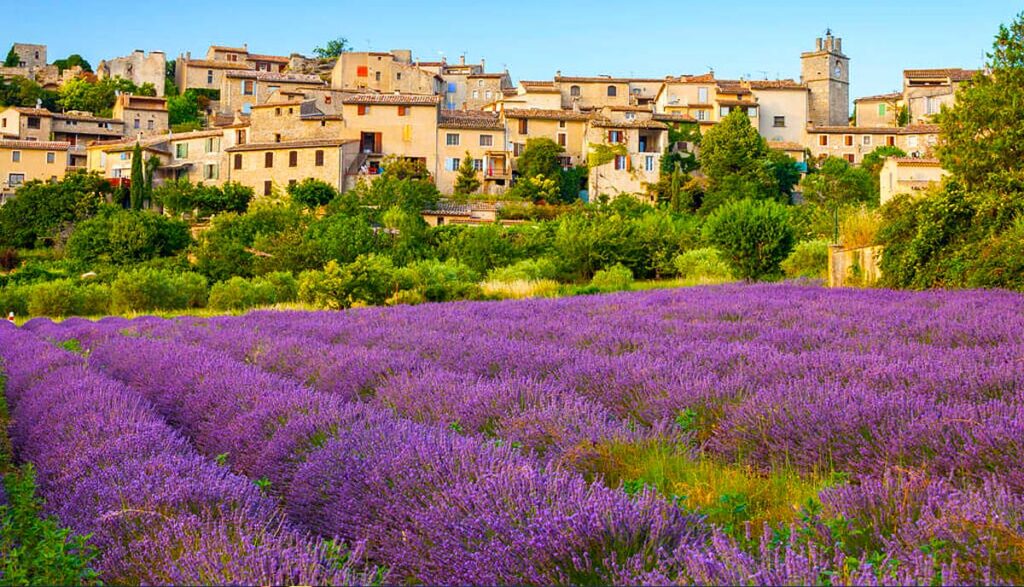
801;31;849;127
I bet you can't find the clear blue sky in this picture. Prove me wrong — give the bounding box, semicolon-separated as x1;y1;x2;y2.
3;0;1018;99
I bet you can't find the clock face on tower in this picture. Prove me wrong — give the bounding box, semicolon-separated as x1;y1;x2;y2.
834;62;842;77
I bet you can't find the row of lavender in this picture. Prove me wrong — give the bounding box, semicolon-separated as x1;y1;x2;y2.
0;323;373;585
14;284;1024;584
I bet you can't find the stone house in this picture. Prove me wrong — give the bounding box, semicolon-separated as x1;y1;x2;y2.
97;50;167;95
0;139;69;201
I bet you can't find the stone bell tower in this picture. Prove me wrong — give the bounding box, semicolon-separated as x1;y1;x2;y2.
801;30;850;127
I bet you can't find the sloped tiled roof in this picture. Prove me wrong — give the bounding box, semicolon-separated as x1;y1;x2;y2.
54;112;122;124
247;53;290;63
438;110;503;130
0;139;70;150
6;107;53;117
209;45;248;53
748;79;806;90
653;112;697;123
226;70;324;84
184;59;253;70
341;93;441;105
503;108;590;121
904;68;978;82
767;140;805;151
555;75;630;84
854;92;902;102
591;118;668;129
225;137;355;152
900;124;940;134
890;157;941;165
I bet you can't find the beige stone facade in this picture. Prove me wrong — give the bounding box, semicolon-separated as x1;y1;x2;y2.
749;81;808;145
331;51;443;96
902;68;976;124
220;70;325;115
854;92;902;127
806;124;938;164
585;112;667;201
113;94;169;139
338;94;442;185
554;75;631;110
225;138;357;195
435;110;506;194
879;157;947;205
504;109;589;166
0;139;68;198
97;50;168;95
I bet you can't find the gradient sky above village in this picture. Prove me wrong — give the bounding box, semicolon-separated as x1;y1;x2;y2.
3;0;1018;100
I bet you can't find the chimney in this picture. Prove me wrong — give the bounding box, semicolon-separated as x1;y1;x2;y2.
836;38;842;53
815;38;822;51
480;58;485;70
243;43;248;51
556;70;561;78
459;54;465;65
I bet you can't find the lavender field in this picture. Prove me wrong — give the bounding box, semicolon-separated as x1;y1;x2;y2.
2;283;1023;585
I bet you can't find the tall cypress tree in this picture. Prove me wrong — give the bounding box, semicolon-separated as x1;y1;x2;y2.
129;142;144;211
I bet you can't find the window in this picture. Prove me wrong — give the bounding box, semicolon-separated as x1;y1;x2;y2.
264;180;272;196
27;117;40;129
907;136;919;147
397;106;408;116
559;120;566;128
747;107;757;117
819;135;828;146
274;133;282;143
265;152;273;167
844;135;853;146
242;103;252;114
845;154;855;163
485;90;492;99
697;87;708;103
695;110;708;121
120;152;129;160
613;155;628;170
607;85;617;97
720;106;730;117
357;104;368;116
557;132;567;147
570;85;581;97
513;142;525;157
375;71;381;82
447;82;457;93
275;107;282;116
925;96;939;115
357;66;368;77
207;70;214;84
518;119;528;134
625;112;636;121
46;152;55;164
233;153;242;169
773;116;786;127
147;120;154;130
886;136;896;146
863;135;872;146
1;119;5;128
446;133;460;146
11;151;20;163
645;155;655;172
289;179;297;187
134;118;141;129
878;103;887;116
479;134;493;147
8;173;25;187
242;80;255;96
608;130;623;143
176;143;188;158
206;137;221;152
236;129;246;145
472;90;479;99
204;164;219;180
447;157;460;171
315;150;324;166
289;151;298;167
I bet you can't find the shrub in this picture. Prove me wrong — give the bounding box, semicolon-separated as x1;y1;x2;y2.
76;283;111;315
288;178;338;209
110;268;208;313
673;248;734;282
208;277;259;311
27;279;80;317
66;209;191;265
395;259;480;303
259;271;298;303
298;255;398;309
298;261;347;310
590;263;633;292
782;240;830;280
487;258;559;283
702;198;796;281
0;285;29;317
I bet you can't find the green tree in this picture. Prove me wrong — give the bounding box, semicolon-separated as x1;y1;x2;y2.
860;145;908;198
51;54;92;73
702;198;796;281
167;91;201;127
454;152;482;196
57;77;152;117
3;47;18;67
516;138;564;180
660;121;701;175
129;143;145;211
698;109;780;211
288;178;338;208
314;37;350;59
0;171;109;248
800;157;874;208
937;15;1024;191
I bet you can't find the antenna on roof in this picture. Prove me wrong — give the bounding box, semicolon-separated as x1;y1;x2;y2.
757;70;768;80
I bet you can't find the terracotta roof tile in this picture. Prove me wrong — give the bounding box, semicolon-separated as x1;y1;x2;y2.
554;75;630;84
247;53;290;63
6;107;53;117
0;139;70;150
209;45;248;53
225;137;355;152
503;108;590;121
748;79;806;90
54;112;122;124
653;112;697;123
854;92;902;102
900;124;940;134
341;93;441;105
591;117;668;129
890;157;941;165
226;70;324;84
767;140;805;151
184;59;253;70
438;110;503;130
903;68;979;81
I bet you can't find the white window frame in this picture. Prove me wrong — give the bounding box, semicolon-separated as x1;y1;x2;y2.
446;133;460;146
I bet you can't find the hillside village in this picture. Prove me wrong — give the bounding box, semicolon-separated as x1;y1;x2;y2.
1;32;960;207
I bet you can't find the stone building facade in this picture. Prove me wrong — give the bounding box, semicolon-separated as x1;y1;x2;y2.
801;32;850;127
